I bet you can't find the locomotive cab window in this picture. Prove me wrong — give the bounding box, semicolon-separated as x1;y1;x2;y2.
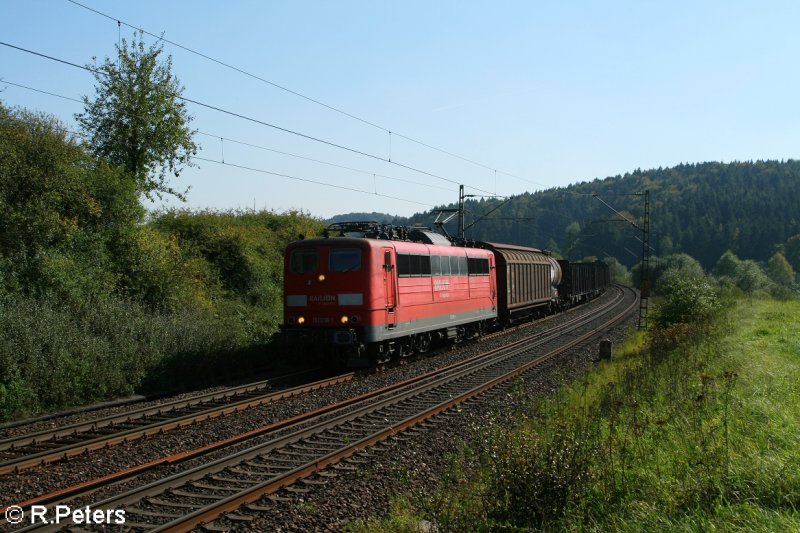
329;248;362;272
290;249;318;273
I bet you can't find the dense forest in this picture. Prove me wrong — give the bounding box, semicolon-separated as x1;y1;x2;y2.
344;160;800;272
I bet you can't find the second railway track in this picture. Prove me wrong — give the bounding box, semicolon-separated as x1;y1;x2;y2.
0;369;353;476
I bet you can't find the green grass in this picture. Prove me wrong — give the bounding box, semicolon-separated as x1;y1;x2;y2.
356;298;800;532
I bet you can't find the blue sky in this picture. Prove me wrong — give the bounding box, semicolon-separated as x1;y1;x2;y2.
2;1;799;219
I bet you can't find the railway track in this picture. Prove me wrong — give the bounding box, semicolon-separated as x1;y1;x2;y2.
0;369;352;476
7;285;636;532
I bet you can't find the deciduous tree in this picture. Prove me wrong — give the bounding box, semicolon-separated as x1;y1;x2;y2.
785;234;800;273
767;251;795;286
76;32;197;201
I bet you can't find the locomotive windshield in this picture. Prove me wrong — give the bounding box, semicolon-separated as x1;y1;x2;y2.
290;249;318;273
329;248;362;272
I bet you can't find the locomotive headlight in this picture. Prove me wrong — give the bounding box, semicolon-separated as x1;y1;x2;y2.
287;316;296;325
340;315;349;324
318;274;326;282
350;315;359;323
297;316;306;325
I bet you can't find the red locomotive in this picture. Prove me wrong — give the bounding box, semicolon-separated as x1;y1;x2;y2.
283;223;496;365
282;222;608;366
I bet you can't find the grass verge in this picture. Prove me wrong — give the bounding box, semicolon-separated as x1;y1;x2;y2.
350;298;800;532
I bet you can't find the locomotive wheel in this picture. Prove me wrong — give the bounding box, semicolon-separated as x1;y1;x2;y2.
416;332;432;353
390;342;403;361
368;344;391;366
394;339;413;360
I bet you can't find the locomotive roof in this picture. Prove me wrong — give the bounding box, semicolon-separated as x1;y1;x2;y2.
287;236;490;255
287;236;370;247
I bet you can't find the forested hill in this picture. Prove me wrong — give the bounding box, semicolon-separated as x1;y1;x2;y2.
336;160;800;270
327;212;404;225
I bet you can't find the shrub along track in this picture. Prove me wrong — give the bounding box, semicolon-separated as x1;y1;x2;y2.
3;285;636;532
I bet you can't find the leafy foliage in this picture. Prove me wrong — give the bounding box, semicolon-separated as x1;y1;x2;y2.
564;221;582;260
76;32;197;200
0;293;241;418
767;252;795;286
784;233;800;274
604;256;632;285
653;269;721;328
714;249;773;296
0;101;323;419
0;103;140;302
633;252;706;293
151;209;324;341
481;421;595;529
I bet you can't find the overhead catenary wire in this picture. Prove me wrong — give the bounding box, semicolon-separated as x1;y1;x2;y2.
3;79;618;259
0;95;434;209
65;0;548;189
180;94;495;194
0;80;84;103
0;40;496;197
1;79;438;207
195;132;453;193
2;77;454;195
192;156;434;208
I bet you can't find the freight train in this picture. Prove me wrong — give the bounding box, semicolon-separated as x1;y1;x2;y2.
281;222;609;366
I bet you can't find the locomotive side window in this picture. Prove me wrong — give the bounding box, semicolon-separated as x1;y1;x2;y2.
431;255;441;276
399;254;492;277
446;255;464;275
397;253;432;277
397;254;411;276
290;249;318;273
439;256;451;276
329;248;362;272
420;255;432;275
468;257;490;275
409;255;423;276
457;256;468;276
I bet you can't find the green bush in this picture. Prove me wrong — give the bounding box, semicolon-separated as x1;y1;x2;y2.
634;253;706;293
653;269;721;328
0;101;331;419
714;250;776;296
112;225;213;311
151;208;323;332
0;293;257;420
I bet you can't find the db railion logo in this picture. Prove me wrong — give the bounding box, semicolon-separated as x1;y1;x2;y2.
309;294;336;305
